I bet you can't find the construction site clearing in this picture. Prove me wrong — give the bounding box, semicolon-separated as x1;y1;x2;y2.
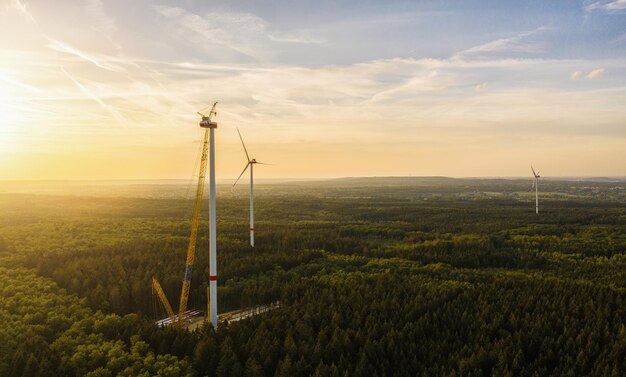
157;302;281;331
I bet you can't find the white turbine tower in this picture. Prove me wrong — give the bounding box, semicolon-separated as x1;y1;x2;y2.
198;102;218;328
531;166;540;214
233;128;267;247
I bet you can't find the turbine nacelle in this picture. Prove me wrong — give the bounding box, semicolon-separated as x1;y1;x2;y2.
531;166;540;179
234;129;268;187
199;116;217;129
198;102;218;129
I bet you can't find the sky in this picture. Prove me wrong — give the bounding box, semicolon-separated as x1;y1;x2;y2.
0;0;625;180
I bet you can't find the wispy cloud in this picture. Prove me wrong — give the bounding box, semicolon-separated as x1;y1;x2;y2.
7;0;37;24
585;0;626;11
84;0;116;35
455;27;551;59
268;33;324;44
2;0;625;178
570;71;583;80
60;67;127;123
154;6;273;62
46;38;125;72
570;66;612;87
154;6;325;63
474;83;487;92
587;67;605;79
605;0;626;9
0;71;41;93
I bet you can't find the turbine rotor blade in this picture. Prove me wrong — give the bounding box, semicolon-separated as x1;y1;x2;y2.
531;165;537;177
255;162;272;165
237;128;251;162
233;163;250;187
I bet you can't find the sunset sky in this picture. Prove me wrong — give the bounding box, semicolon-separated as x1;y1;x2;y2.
0;0;625;180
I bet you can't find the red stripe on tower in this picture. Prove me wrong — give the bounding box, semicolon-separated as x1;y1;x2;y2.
210;275;217;281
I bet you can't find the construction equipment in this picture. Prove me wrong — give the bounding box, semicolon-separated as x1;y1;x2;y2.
152;102;217;327
151;277;175;319
199;104;218;128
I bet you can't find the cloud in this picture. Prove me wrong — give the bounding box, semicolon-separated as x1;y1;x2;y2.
474;83;487;92
60;67;127;123
455;27;550;59
155;6;183;18
268;33;324;44
7;0;37;24
0;71;41;93
604;0;626;9
586;68;605;79
84;0;117;35
585;0;626;11
154;6;274;62
46;38;124;72
2;1;626;179
153;6;324;63
572;68;606;80
3;45;626;178
605;0;626;9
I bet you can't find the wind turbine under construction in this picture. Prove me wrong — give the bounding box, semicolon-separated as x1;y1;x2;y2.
531;166;540;214
233;128;267;248
200;104;219;328
151;102;220;329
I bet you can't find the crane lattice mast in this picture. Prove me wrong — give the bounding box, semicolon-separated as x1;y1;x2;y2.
152;102;217;327
177;119;210;323
151;277;175;319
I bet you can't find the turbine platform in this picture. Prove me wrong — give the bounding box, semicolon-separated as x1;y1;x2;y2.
156;302;281;330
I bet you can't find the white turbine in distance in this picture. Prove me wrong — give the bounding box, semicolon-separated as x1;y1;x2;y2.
531;166;540;214
233;128;268;247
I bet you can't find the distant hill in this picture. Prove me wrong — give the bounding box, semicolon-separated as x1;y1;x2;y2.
308;176;460;186
300;176;626;187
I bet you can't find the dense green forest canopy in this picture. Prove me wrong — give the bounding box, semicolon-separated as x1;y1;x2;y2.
0;178;625;376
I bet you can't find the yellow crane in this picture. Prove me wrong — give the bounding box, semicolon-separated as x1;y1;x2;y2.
151;277;175;319
152;102;217;326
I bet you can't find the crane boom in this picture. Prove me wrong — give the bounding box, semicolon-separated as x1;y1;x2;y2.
177;102;217;324
177;127;209;323
151;277;176;319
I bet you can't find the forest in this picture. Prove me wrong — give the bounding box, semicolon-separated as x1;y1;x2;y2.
0;177;625;376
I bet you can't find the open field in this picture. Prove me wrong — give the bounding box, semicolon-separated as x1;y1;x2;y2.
0;178;625;376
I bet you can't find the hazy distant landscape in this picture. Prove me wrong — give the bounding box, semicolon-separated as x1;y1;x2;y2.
1;178;625;376
1;176;624;197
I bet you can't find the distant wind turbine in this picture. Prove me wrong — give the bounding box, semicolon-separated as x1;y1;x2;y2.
531;166;540;214
233;129;267;247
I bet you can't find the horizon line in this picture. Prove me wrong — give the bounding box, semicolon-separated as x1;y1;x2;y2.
1;175;625;183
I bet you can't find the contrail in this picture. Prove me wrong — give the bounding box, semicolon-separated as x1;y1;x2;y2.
47;38;124;72
10;0;38;25
60;67;127;124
